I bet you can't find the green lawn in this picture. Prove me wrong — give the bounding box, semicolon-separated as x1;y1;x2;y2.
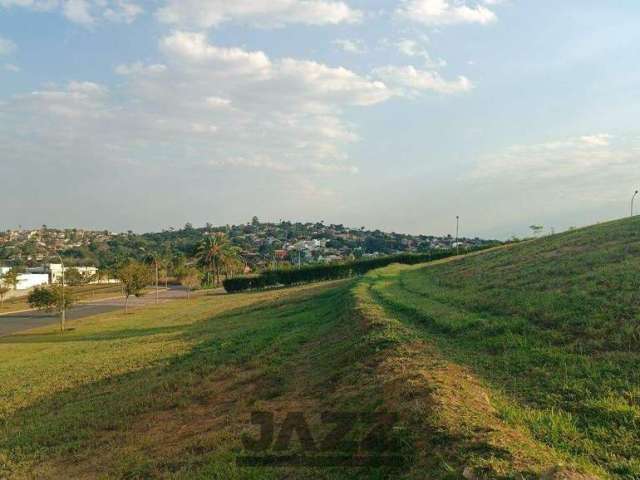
3;218;637;479
1;281;415;479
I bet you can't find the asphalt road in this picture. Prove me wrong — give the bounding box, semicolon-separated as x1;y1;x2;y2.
0;287;189;337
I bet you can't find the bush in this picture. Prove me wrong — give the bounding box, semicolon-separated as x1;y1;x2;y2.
223;246;496;293
28;286;57;311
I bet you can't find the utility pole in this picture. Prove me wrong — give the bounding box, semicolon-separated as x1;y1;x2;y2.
455;216;460;256
632;190;639;217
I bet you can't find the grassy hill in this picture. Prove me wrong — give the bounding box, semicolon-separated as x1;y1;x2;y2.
1;217;639;479
367;217;640;478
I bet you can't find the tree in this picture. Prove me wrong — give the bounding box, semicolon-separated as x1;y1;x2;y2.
3;268;20;291
117;261;152;313
64;267;83;286
178;267;201;299
27;285;74;313
529;225;544;237
196;233;242;286
28;286;56;311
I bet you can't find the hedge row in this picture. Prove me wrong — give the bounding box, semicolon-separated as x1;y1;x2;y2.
223;245;495;293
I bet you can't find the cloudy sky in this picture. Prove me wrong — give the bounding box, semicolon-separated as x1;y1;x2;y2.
1;1;639;238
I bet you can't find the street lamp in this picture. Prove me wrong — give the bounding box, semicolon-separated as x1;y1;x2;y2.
632;190;639;217
455;216;460;255
56;254;65;333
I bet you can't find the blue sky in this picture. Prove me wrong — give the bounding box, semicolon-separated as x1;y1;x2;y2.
1;1;639;238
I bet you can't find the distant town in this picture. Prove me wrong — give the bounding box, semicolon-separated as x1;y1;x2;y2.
0;218;495;273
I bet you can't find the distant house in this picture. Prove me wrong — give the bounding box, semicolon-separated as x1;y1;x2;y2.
0;267;49;290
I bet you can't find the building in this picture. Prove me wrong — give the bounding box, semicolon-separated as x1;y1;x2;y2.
0;267;49;290
48;264;98;284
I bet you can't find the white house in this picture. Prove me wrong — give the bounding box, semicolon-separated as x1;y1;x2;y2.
0;267;49;290
48;264;98;284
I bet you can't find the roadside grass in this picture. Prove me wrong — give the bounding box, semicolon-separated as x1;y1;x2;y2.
366;217;640;478
0;283;127;314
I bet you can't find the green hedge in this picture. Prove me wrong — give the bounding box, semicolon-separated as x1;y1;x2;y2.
223;245;496;293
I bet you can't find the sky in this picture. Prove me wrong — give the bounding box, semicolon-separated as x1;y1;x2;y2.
1;0;639;239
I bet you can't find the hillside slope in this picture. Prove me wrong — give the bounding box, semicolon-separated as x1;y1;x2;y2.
2;218;638;479
369;217;640;478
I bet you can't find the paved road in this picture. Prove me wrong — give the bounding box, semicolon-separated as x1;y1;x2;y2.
0;287;189;337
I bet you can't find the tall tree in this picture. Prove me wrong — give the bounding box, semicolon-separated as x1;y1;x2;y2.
117;261;152;313
196;233;241;286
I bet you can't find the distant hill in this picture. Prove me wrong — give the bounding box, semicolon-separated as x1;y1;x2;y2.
0;219;495;270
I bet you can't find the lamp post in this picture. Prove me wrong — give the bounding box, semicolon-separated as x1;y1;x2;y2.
455;216;460;255
632;190;639;217
57;255;65;333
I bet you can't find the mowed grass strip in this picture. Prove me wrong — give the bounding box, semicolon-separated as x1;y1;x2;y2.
367;217;640;478
0;280;415;479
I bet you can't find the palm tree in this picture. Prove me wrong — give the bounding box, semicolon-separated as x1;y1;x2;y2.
196;233;242;286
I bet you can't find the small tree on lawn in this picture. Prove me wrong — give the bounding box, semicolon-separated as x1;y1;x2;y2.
3;268;20;291
117;261;152;313
28;285;74;313
180;267;202;300
28;286;56;311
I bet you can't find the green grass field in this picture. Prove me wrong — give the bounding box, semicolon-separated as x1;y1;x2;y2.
2;217;639;479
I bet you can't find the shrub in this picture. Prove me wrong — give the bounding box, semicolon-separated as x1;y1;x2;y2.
28;286;57;311
223;246;496;293
27;285;74;312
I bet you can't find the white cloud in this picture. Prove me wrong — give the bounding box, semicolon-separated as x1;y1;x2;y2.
397;0;497;26
205;96;232;109
580;133;612;147
373;65;473;95
102;0;143;23
160;31;272;77
63;0;94;25
5;81;110;120
156;0;362;29
395;38;446;68
209;155;358;175
115;62;167;75
0;0;143;26
0;36;17;56
1;33;388;202
4;63;20;72
0;0;57;9
470;135;630;184
333;39;366;54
